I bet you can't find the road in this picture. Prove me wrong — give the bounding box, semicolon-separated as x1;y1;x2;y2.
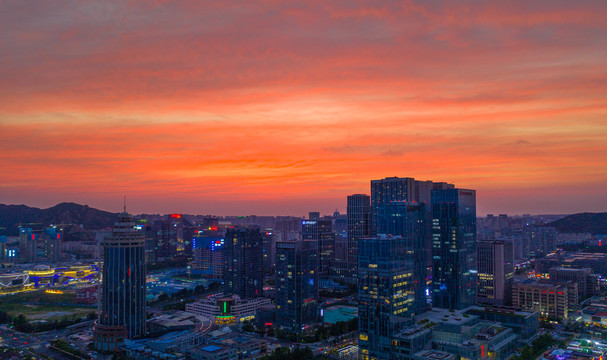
0;324;84;360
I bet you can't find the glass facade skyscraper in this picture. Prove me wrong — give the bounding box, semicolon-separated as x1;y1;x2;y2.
431;188;477;310
346;194;371;283
275;240;318;333
376;201;427;315
358;235;417;360
302;218;334;279
94;211;146;351
370;177;454;286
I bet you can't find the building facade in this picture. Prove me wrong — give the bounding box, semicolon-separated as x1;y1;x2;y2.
275;240;318;332
94;211;147;351
476;240;514;306
358;235;418;360
431;188;477;310
548;267;601;298
512;279;578;320
346;194;371;283
376;201;428;314
224;227;263;298
302;219;335;279
191;230;225;279
186;295;271;324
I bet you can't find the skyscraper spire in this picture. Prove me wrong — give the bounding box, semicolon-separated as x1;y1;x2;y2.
124;195;127;213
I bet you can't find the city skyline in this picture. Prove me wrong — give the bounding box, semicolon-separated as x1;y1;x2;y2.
2;1;607;216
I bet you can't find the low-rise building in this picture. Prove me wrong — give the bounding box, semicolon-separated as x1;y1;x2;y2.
188;344;237;360
512;279;577;320
186;295;271;324
464;306;539;340
391;325;432;359
75;285;98;304
412;350;455;360
215;335;267;359
548;267;601;298
414;308;519;360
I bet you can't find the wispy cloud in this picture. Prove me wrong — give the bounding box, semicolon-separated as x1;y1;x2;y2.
1;1;606;215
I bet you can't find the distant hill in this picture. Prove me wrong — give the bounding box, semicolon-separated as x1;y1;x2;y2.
0;202;118;236
548;212;607;235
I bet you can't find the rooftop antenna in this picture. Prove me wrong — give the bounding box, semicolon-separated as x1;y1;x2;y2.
123;195;127;213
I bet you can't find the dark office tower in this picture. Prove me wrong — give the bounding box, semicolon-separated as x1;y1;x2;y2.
431;188;477;310
261;230;276;276
303;219;335;279
94;211;146;351
477;240;514;306
308;211;320;220
358;235;416;360
275;240;318;333
376;201;427;314
346;194;371;283
18;227;39;263
183;225;196;257
224;227;263;298
523;226;557;258
154;220;177;260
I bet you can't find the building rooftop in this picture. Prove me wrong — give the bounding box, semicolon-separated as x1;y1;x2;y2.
201;345;222;352
415;308;477;326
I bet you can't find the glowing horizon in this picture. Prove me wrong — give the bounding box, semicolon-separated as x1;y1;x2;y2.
1;1;606;216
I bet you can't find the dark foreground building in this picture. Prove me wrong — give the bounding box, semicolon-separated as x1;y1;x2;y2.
275;240;318;332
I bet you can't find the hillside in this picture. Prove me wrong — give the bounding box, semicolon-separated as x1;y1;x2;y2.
0;202;118;236
548;212;607;235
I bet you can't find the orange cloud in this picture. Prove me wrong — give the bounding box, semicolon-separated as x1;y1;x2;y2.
1;1;606;215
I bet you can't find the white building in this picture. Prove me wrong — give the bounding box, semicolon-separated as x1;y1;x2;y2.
186;295;271;324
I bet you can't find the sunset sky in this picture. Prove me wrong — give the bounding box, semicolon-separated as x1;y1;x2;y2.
1;1;606;216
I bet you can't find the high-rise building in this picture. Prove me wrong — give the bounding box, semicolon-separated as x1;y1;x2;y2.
431;188;477;310
371;177;416;235
370;177;454;282
43;227;62;262
308;212;320;220
477;240;514;306
94;211;146;351
154;220;178;260
275;218;302;242
346;194;371;283
18;227;39;263
303;218;334;279
0;233;6;264
376;201;427;314
191;228;224;279
224;227;263;298
358;235;416;360
275;240;318;333
261;230;276;276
